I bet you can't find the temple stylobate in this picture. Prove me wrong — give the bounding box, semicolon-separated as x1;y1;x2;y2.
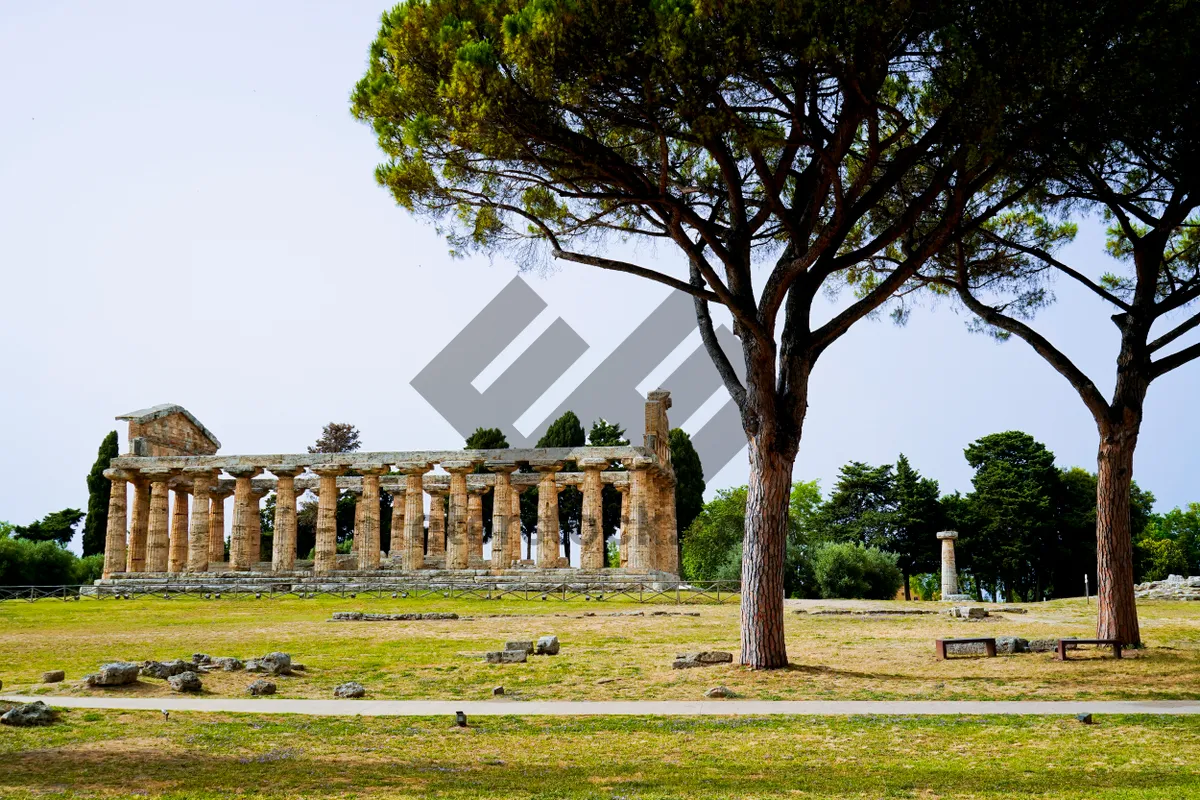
98;393;679;584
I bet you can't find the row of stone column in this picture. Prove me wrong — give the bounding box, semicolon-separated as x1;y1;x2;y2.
102;458;679;578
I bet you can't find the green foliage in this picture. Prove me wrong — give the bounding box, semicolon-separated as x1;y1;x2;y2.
75;553;105;585
82;431;120;557
14;508;85;547
588;419;628;447
668;427;705;537
308;423;361;454
909;573;942;601
1137;503;1200;580
681;487;746;583
605;539;621;569
466;427;509;450
539;412;585;449
0;535;89;585
1136;538;1191;583
812;542;904;600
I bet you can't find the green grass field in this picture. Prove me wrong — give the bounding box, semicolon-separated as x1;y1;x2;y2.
4;596;1200;798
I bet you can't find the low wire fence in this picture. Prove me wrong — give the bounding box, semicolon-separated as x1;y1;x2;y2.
0;581;741;605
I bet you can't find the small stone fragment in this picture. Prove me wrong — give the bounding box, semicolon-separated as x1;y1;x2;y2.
248;679;277;696
85;662;140;686
1;701;55;727
141;660;191;679
334;681;366;698
290;663;306;672
168;671;203;693
535;635;560;656
505;641;534;654
492;686;505;696
485;650;528;664
704;686;734;698
672;651;734;669
213;657;244;671
1076;713;1094;724
192;653;212;664
41;670;65;683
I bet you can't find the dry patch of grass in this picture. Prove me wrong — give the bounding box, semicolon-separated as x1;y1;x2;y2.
2;595;1199;701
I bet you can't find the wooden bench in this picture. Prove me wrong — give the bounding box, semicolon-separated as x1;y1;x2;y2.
935;637;997;659
1056;638;1123;660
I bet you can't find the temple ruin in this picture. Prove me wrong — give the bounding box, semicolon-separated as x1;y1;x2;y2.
98;393;679;587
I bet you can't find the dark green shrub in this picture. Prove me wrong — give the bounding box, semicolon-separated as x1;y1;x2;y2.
813;542;904;600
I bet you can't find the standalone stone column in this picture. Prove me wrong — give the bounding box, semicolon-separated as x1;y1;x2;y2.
534;463;563;567
400;463;431;571
509;485;525;564
657;473;679;575
626;457;653;570
185;468;217;573
101;469;129;579
488;465;516;568
208;487;232;564
168;488;189;574
425;488;445;558
617;484;630;567
269;467;301;572
144;470;174;572
938;530;967;599
312;466;345;574
127;477;150;572
444;462;473;570
247;487;268;566
358;466;385;569
467;485;488;564
227;466;262;571
579;458;607;570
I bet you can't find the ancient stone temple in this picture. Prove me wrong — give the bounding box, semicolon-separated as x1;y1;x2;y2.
99;393;680;588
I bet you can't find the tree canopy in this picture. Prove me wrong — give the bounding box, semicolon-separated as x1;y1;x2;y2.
82;430;119;557
308;423;362;454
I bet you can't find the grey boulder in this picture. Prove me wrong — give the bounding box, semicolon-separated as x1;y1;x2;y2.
486;650;528;664
505;641;535;654
168;671;203;693
260;652;292;676
535;635;560;656
1;701;55;727
334;681;366;698
41;670;65;683
704;686;734;698
213;657;244;671
85;662;140;686
673;651;734;669
142;660;191;680
248;679;277;696
996;636;1030;654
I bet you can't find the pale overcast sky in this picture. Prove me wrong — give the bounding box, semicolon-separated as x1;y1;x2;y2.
2;2;1197;551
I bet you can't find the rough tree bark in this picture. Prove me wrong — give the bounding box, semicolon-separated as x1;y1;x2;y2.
1095;417;1141;646
740;436;796;669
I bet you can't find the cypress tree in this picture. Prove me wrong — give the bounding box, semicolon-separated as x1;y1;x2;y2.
81;431;119;556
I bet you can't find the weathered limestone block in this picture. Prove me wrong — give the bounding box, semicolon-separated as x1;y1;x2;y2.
141;659;192;679
213;657;244;671
485;650;527;664
260;652;292;675
1;701;55;727
672;651;733;669
535;635;560;655
168;671;203;692
996;636;1029;654
85;662;141;686
505;640;535;654
41;670;65;683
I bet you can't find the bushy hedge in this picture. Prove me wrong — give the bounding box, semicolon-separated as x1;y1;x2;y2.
0;536;102;586
812;542;904;600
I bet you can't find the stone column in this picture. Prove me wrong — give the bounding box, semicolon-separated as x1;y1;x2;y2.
208;487;232;564
443;461;473;570
617;484;630;568
312;466;345;574
185;468;217;573
388;487;406;560
268;467;301;572
467;485;488;565
168;488;189;573
643;471;660;572
400;463;431;571
938;530;961;598
579;458;607;570
510;484;525;565
425;488;445;558
488;464;516;568
626;457;653;570
358;466;385;569
657;472;679;575
227;466;262;571
247;487;268;566
101;469;129;579
127;477;150;572
144;470;174;572
534;463;563;567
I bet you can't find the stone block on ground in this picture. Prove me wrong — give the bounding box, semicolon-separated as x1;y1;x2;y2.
1;701;55;727
334;681;366;698
492;686;505;696
505;641;535;654
704;686;734;698
244;660;265;673
948;607;988;620
1027;638;1059;653
485;650;528;664
995;636;1029;654
535;635;560;656
41;670;65;683
192;653;212;664
248;679;277;696
944;641;989;656
85;662;140;686
673;651;734;669
213;657;244;671
260;652;292;676
141;659;192;680
168;671;203;693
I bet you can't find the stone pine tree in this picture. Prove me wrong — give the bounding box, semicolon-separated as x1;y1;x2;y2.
941;3;1200;643
466;427;509;540
352;0;1119;667
669;428;705;567
82;431;120;556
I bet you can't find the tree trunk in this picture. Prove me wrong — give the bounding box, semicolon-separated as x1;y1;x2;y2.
740;438;794;669
1096;419;1142;646
903;570;911;601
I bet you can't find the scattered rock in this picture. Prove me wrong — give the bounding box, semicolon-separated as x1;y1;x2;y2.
492;686;505;696
1077;712;1094;724
213;657;244;671
290;663;306;672
41;670;65;683
996;636;1030;655
141;660;192;680
948;607;989;620
1135;575;1200;600
1;701;55;727
244;660;265;673
334;681;366;698
535;635;560;656
704;686;734;698
84;662;140;686
168;671;203;693
260;652;292;676
997;607;1028;614
485;650;528;664
505;641;535;654
1027;638;1059;653
331;611;459;621
673;651;734;669
248;679;277;696
192;653;212;665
